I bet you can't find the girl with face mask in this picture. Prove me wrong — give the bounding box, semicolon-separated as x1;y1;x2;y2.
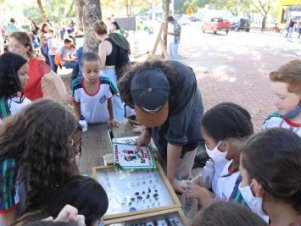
240;128;301;226
187;103;253;208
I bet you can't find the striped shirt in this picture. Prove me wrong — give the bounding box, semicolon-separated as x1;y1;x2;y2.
0;158;19;213
0;97;31;121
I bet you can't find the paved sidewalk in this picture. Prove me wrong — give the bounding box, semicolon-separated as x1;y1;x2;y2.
179;27;300;131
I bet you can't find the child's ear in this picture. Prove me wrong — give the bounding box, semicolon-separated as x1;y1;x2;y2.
220;141;230;152
251;178;265;197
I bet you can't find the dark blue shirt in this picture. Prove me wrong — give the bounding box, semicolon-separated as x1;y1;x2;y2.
151;60;203;159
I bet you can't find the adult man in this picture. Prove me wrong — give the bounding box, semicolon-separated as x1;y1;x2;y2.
119;60;203;193
167;16;181;61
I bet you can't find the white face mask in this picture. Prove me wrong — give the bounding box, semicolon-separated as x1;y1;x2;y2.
238;183;270;223
205;141;227;163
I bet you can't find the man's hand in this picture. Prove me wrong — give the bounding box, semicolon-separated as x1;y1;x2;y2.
135;129;151;152
109;119;120;128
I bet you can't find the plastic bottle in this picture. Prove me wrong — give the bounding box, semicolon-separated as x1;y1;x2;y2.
200;159;215;189
79;116;88;132
181;182;198;218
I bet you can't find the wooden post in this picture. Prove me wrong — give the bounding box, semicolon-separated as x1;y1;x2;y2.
151;22;168;59
163;0;170;49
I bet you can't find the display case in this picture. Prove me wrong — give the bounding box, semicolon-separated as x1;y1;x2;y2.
92;163;181;220
104;208;187;226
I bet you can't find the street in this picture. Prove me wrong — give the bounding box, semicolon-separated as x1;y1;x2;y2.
179;23;301;130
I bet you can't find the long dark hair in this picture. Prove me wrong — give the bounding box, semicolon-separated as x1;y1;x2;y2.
15;176;108;226
0;52;27;99
0;99;77;207
242;128;301;213
41;175;108;226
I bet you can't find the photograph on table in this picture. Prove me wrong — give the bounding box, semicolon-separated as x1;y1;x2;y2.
112;138;156;169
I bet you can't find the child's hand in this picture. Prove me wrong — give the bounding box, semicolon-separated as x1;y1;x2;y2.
192;175;201;185
63;94;74;104
172;179;190;194
187;184;213;208
44;204;86;226
109;119;120;128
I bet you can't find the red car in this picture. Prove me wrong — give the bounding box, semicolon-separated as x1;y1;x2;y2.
202;17;231;35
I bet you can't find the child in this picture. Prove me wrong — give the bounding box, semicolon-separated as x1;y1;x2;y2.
240;128;301;226
58;38;80;79
187;103;253;208
72;52;119;127
14;175;108;226
192;202;267;226
0;52;31;121
0;99;78;226
47;30;58;73
263;60;301;136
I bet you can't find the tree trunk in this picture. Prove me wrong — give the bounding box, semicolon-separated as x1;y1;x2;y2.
75;0;84;31
163;0;170;51
261;15;267;31
37;0;47;23
83;0;102;53
126;0;129;17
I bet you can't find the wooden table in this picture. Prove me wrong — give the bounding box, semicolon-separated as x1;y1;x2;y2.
79;123;112;175
79;122;137;174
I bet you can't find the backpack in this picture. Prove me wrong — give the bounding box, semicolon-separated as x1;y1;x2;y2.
109;33;130;79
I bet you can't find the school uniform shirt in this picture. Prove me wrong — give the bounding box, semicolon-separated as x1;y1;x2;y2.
212;160;228;194
0;158;18;213
72;77;117;124
0;159;28;217
215;160;240;201
263;112;301;137
0;96;31;121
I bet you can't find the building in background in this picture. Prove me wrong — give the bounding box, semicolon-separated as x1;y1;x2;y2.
278;0;301;25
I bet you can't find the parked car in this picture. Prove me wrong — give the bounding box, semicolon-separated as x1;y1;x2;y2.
202;17;231;34
232;18;250;32
189;16;200;22
178;16;191;26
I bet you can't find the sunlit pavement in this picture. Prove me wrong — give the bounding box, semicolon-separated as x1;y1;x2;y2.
178;23;301;130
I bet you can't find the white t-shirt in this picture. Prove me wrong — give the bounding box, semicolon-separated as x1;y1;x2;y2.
215;160;240;201
263;114;301;137
72;77;117;124
212;159;228;194
0;96;31;122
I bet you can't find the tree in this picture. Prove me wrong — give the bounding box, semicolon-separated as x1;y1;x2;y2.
83;0;102;53
75;0;84;31
37;0;48;22
250;0;275;30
